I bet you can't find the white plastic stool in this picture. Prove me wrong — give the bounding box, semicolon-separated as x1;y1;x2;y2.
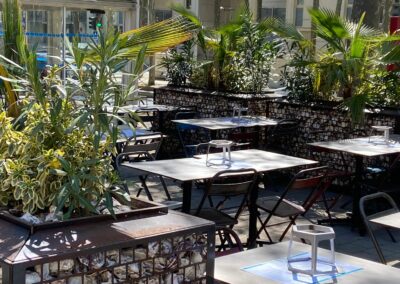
287;224;336;276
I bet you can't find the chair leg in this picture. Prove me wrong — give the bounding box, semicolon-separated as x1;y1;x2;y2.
322;193;333;225
207;196;214;208
257;214;273;243
159;176;171;200
368;229;387;264
138;176;154;201
279;217;296;242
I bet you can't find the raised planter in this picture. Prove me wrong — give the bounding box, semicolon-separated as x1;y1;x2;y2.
154;86;400;172
0;197;215;284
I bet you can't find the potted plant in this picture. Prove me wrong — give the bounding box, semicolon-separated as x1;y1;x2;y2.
268;8;400;124
0;0;197;223
162;5;281;95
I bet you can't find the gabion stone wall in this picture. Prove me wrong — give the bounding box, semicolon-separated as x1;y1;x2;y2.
24;233;208;284
266;101;399;172
154;87;271;118
154;86;400;172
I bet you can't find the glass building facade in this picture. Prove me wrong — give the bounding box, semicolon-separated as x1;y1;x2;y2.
0;1;134;68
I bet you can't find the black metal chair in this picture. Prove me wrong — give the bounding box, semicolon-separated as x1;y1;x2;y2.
192;169;258;230
135;108;160;131
266;118;299;153
215;226;245;257
359;192;399;264
256;166;328;243
115;133;173;201
307;130;355;224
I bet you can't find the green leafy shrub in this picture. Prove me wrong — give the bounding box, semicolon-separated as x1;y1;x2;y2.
171;6;279;93
0;0;196;218
162;40;195;86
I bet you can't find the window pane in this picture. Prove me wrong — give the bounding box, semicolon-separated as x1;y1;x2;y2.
155;9;172;22
347;7;353;19
274;8;286;21
297;0;304;6
295;8;303;26
261;8;273;19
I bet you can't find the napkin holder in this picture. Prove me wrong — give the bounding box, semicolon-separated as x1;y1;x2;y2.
206;140;234;167
287;225;336;276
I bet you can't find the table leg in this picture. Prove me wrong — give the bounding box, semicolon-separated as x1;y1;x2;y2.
181;181;193;213
247;177;259;249
352;156;366;235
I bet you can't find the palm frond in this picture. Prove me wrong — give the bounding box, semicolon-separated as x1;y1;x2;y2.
118;16;197;58
263;17;307;43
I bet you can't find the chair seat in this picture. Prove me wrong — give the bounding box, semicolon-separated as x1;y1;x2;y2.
327;169;352;178
191;208;237;227
257;196;305;217
161;200;183;210
119;165;147;179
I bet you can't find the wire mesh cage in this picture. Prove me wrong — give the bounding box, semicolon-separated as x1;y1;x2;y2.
0;208;215;284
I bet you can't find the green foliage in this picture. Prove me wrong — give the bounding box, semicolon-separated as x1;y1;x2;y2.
0;3;196;218
367;69;400;108
281;42;315;103
172;7;279;93
0;0;25;117
161;40;195;86
267;8;400;124
2;0;24;63
222;13;279;93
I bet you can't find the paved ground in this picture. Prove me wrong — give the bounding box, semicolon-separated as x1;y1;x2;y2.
127;174;400;268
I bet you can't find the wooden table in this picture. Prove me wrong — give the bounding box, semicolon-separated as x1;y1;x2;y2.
215;241;400;284
309;135;400;232
122;149;317;247
172;116;278;131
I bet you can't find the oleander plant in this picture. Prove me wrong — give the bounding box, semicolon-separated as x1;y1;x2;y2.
0;0;196;219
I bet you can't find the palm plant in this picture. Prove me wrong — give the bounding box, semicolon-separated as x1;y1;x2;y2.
174;5;279;93
267;9;400;123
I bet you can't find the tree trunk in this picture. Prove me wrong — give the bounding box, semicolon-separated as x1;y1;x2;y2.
257;0;262;22
383;0;394;32
351;0;382;28
311;0;320;56
336;0;343;15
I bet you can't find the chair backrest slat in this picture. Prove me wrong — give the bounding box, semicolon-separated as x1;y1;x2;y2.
122;133;163;159
210;180;255;196
195;168;258;216
291;175;325;190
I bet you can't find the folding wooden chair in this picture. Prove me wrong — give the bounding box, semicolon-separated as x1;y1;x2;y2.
256;166;328;243
115;133;173;201
192;169;258;229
